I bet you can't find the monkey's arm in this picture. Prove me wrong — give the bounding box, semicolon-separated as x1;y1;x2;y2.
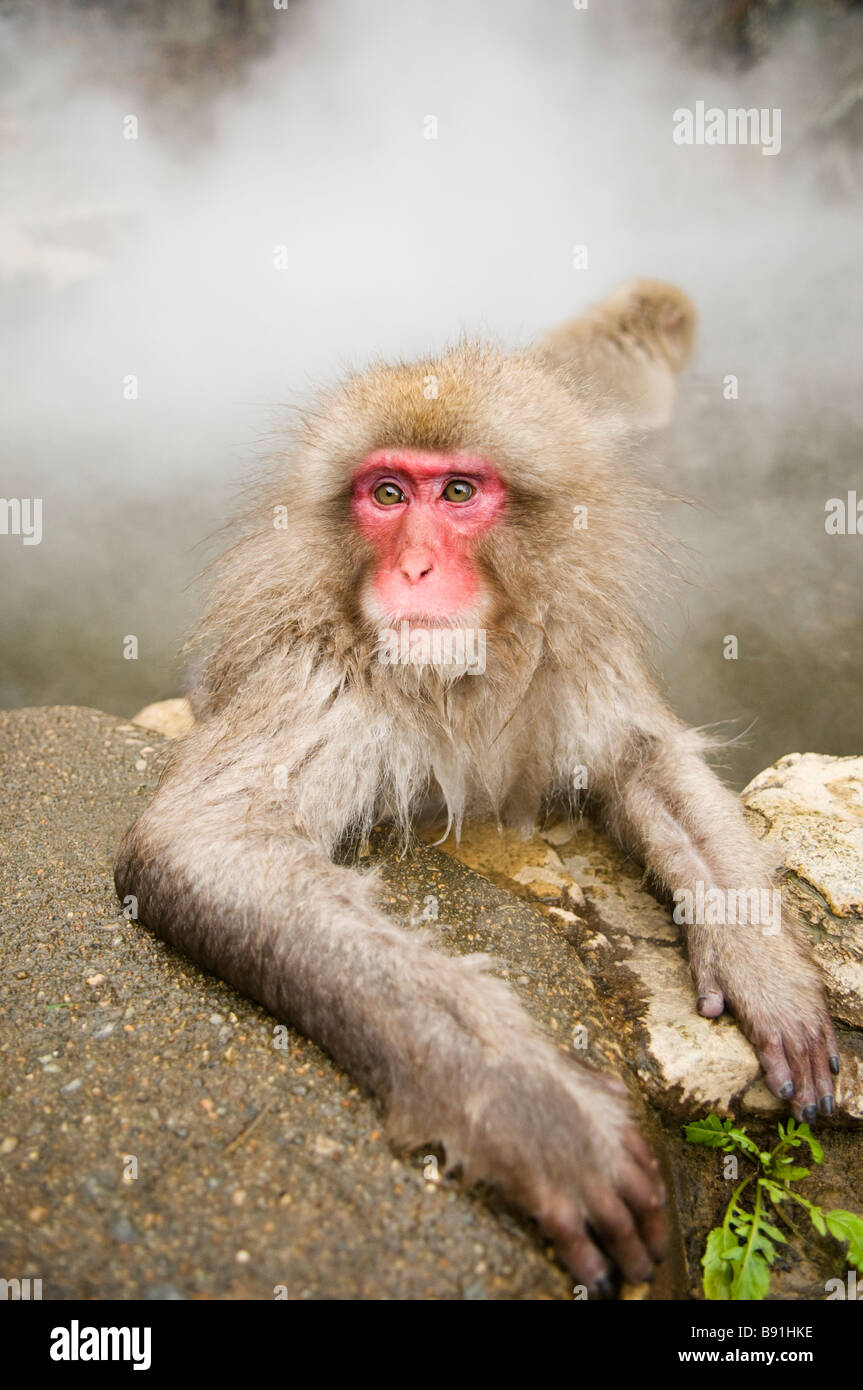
535;278;696;429
585;709;839;1122
115;706;666;1292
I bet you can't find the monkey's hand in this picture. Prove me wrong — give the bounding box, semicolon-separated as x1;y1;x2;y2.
400;1042;668;1296
593;721;841;1124
689;923;840;1122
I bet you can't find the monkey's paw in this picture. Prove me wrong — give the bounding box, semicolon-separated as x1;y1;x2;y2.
444;1051;668;1295
692;940;840;1123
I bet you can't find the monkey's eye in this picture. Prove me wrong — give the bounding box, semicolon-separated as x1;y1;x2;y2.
373;482;406;506
442;479;475;503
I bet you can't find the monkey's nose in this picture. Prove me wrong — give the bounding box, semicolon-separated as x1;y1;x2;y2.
399;550;434;584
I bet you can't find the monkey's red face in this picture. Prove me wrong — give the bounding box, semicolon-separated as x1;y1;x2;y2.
351;449;506;625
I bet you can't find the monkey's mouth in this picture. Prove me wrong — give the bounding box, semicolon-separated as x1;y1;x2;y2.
385;613;472;626
360;583;492;631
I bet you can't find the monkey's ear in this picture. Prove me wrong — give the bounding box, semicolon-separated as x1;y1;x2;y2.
534;279;696;430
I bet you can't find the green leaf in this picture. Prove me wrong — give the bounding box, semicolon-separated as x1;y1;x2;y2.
684;1115;732;1148
732;1250;772;1301
809;1206;827;1237
770;1163;811;1183
725;1126;761;1160
702;1227;737;1300
761;1178;789;1204
684;1114;762;1160
729;1182;780;1300
754;1219;787;1248
825;1210;863;1270
794;1124;824;1164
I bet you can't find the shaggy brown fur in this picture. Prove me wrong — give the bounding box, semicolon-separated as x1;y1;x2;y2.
116;281;837;1295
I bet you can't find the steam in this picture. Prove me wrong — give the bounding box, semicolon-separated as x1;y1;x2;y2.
1;0;861;783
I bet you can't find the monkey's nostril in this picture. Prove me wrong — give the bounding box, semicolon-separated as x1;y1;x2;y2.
400;559;434;584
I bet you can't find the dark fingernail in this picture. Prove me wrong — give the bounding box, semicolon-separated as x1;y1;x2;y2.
801;1104;817;1123
779;1081;794;1099
593;1273;615;1299
819;1095;834;1117
829;1055;841;1075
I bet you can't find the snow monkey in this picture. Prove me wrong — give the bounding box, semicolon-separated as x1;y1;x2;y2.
115;280;838;1296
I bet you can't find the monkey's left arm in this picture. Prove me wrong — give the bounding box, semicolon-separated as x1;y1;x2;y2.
576;700;839;1122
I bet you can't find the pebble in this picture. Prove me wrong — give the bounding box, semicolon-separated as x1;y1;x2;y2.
463;1279;487;1300
312;1135;343;1158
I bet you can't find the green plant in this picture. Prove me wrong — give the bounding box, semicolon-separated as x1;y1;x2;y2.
684;1113;863;1300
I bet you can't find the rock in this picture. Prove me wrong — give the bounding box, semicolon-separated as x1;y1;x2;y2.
438;815;863;1126
132;698;195;739
419;820;587;917
0;705;679;1300
743;752;863;1028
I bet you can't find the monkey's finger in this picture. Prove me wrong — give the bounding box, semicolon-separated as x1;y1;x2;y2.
783;1038;818;1123
539;1202;615;1297
622;1124;660;1173
809;1036;835;1118
588;1193;655;1286
824;1017;841;1076
616;1160;668;1263
579;1062;629;1097
756;1034;795;1101
694;973;725;1019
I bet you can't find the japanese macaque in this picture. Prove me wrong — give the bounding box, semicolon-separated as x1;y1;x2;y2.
115;279;838;1296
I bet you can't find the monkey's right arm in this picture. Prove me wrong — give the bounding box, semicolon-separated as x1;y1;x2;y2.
535;278;696;430
115;711;665;1293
